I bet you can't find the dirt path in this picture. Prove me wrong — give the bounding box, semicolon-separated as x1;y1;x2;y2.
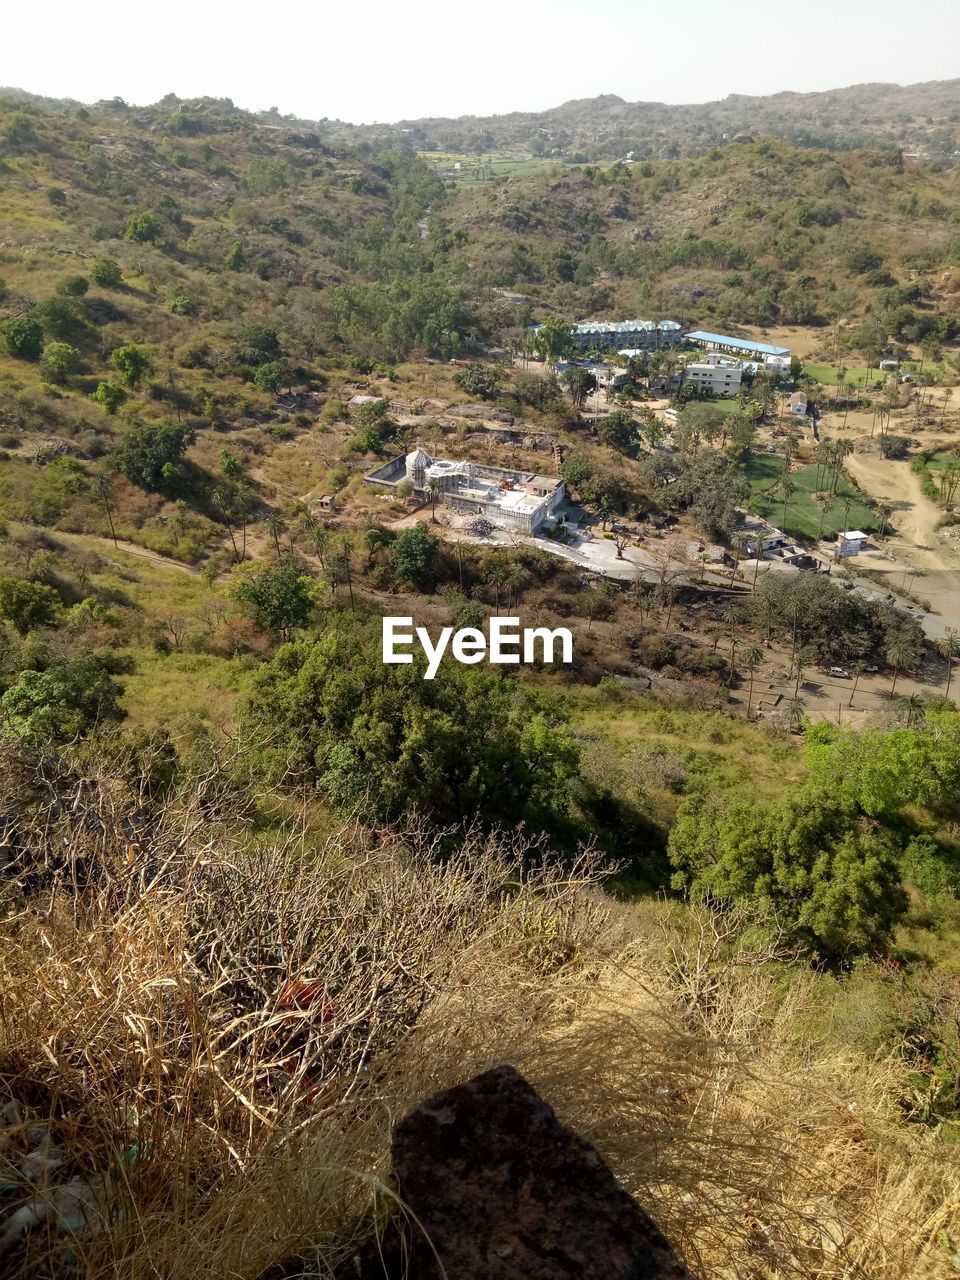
47;529;202;577
845;454;949;563
843;453;960;634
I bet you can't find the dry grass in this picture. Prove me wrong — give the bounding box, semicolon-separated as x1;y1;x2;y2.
0;739;958;1279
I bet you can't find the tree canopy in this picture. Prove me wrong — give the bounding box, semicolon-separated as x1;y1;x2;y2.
245;616;580;829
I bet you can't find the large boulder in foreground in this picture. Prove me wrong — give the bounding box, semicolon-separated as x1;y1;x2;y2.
357;1064;692;1279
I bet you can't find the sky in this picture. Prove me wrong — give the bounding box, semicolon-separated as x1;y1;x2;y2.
5;0;959;124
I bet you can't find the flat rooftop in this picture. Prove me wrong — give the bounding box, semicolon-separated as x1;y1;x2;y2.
685;331;791;357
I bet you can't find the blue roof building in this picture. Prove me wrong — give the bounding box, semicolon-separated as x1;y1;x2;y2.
684;331;791;358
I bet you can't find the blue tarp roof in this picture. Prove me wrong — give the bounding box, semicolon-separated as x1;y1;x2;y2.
685;331;790;357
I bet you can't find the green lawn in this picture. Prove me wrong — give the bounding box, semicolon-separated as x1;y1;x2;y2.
926;448;960;471
422;151;562;184
803;361;951;387
801;364;879;388
744;453;876;540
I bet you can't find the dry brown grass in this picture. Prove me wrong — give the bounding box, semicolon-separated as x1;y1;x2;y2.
0;739;958;1279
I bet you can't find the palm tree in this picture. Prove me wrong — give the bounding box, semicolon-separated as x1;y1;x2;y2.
841;497;854;536
812;442;833;492
727;632;741;689
885;637;917;699
848;660;866;707
875;502;893;540
751;530;766;591
744;645;763;716
485;561;508;609
263;513;286;557
93;473;118;548
212;484;241;563
785;696;806;731
831;438;854;495
428;478;440;523
793;645;816;696
815;494;836;542
777;476;797;535
898;693;926;727
295;511;328;568
939;629;958;701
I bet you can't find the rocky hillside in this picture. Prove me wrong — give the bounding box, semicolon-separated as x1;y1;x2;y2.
324;78;960;162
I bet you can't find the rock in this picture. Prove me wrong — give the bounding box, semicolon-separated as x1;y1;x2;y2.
354;1065;692;1279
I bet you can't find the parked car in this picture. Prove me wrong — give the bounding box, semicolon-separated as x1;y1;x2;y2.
828;666;851;678
864;665;880;674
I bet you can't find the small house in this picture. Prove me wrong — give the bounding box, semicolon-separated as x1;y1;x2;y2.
789;392;808;417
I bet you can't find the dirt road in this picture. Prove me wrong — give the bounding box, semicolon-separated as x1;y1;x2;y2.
844;453;959;634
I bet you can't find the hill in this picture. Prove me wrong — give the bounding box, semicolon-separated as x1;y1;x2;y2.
323;78;960;162
2;82;960;1278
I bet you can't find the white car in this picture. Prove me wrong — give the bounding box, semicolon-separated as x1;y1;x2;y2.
828;667;851;679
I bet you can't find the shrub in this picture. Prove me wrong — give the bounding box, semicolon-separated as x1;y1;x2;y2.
40;341;82;384
57;274;89;297
90;257;123;288
125;210;163;243
91;380;127;414
168;293;198;316
0;577;61;634
1;654;124;743
111;344;150;387
0;315;43;361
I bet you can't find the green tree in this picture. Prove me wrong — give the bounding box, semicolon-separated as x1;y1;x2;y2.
111;344;150;387
263;512;287;557
40;341;81;384
453;364;501;401
91;379;127;414
0;577;61;634
886;636;919;699
111;421;195;491
253;361;285;393
743;644;763;716
232;555;315;637
125;209;163;242
389;525;439;585
225;241;246;271
562;366;597;409
596;410;638;453
668;789;907;960
90;257;123;287
1;654;125;743
32;295;88;343
559;455;592;491
532;316;575;365
238;324;281;365
0;314;43;361
245;617;580;829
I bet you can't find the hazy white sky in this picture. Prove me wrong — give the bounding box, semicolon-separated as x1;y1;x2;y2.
5;0;959;123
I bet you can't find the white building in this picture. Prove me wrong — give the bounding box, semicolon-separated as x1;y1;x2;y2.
546;319;683;353
683;358;743;398
837;530;868;558
364;449;564;534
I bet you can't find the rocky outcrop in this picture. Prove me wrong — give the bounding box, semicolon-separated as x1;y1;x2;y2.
345;1065;692;1279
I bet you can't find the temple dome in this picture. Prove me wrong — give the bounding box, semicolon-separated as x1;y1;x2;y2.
406;446;432;481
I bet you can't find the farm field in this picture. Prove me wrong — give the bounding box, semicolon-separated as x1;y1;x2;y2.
421;150;563;183
745;452;876;538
